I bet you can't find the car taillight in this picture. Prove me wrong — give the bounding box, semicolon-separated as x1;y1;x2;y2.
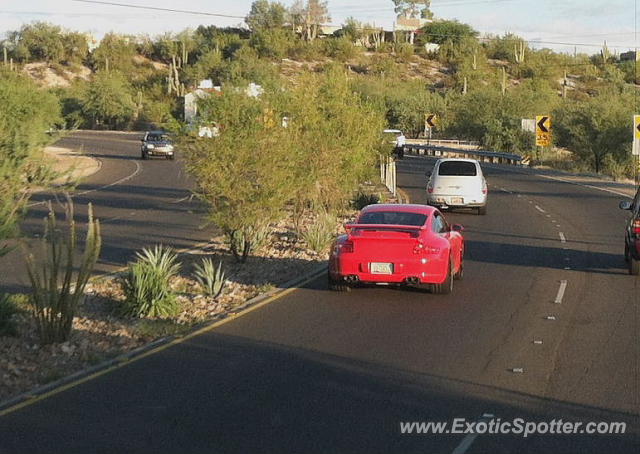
414;242;440;254
338;241;354;253
633;219;640;235
427;184;434;194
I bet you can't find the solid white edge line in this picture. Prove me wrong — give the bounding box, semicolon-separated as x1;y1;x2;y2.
554;280;568;304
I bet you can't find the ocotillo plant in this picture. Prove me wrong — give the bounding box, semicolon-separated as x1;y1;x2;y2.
25;199;101;344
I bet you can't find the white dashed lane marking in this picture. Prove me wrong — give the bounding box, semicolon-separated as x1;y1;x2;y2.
554;280;568;304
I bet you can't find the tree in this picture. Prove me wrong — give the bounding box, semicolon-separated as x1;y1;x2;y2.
299;0;330;41
419;20;478;45
245;1;288;31
392;1;433;20
81;71;136;129
91;33;137;72
0;69;61;255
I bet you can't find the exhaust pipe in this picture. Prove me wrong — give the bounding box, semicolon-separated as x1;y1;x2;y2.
344;275;360;283
405;276;420;285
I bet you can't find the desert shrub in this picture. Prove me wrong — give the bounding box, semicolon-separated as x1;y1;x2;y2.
121;245;181;318
250;28;294;59
394;42;414;62
323;37;360;61
352;191;380;210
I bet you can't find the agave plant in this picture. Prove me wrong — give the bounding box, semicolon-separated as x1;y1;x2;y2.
301;211;337;254
193;257;226;298
121;245;181;318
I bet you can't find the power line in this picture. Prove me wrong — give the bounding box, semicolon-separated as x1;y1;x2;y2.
70;0;245;19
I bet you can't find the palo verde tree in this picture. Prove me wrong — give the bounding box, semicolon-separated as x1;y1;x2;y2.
0;69;61;256
392;0;433;19
80;70;136;129
182;68;385;262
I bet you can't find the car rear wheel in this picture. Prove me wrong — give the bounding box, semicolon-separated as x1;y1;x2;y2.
630;256;640;276
141;151;147;160
454;252;464;280
477;205;487;216
624;242;629;262
432;258;453;295
328;272;351;292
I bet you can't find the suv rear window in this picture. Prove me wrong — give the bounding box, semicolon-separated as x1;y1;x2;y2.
359;211;427;226
438;161;477;176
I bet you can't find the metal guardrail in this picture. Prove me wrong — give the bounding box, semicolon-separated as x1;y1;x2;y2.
403;144;524;166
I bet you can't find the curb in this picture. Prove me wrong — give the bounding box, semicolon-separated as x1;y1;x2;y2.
0;262;327;416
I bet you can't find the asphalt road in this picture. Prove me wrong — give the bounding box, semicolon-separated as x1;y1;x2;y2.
0;131;212;293
0;150;638;453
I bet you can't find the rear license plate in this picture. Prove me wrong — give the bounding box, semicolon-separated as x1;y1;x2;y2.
451;197;464;204
371;262;393;274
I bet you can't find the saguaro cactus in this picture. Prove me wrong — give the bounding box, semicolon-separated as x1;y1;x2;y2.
514;42;525;64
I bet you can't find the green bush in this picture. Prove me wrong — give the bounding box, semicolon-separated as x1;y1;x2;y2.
25;200;102;344
122;245;181;318
394;43;414;62
193;258;226;298
323;37;360;61
0;293;20;337
352;192;380;210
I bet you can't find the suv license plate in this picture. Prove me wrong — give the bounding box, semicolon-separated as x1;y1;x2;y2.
371;262;393;274
451;197;464;204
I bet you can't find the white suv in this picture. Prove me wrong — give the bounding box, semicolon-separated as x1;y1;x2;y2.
426;158;488;215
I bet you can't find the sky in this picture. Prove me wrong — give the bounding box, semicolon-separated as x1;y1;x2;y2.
0;0;639;54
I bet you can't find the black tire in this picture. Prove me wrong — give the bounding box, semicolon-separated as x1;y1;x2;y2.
328;271;351;292
624;242;630;262
169;154;175;160
432;258;454;294
477;205;487;216
141;151;147;160
630;256;640;276
454;251;464;281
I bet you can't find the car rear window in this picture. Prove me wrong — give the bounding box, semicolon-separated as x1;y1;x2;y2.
437;161;477;176
358;211;427;226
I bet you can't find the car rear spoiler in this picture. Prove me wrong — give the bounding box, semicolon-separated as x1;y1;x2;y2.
345;223;426;232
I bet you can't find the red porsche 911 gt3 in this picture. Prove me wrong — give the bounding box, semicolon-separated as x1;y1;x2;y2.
328;204;464;294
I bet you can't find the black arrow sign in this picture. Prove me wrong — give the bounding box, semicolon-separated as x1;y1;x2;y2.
537;116;549;133
426;114;437;128
636;122;640;134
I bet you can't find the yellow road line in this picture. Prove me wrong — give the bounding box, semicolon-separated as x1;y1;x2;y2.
0;269;325;418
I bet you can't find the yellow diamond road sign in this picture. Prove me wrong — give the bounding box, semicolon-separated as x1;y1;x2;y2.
425;114;437;129
535;115;552;147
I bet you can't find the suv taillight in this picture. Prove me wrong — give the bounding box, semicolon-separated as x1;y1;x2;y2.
633;219;640;235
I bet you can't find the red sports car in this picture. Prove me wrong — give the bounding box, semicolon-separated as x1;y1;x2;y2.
328;204;464;294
